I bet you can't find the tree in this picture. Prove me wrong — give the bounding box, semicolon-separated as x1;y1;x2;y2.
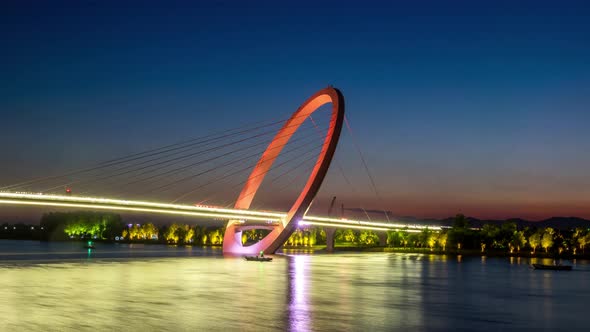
141;223;158;240
129;224;141;240
448;214;472;250
317;228;327;245
185;227;195;243
358;230;379;246
307;228;318;246
164;224;177;243
407;233;420;248
437;232;448;251
208;228;223;245
399;231;408;247
480;224;499;252
578;234;590;254
528;232;541;253
386;230;399;247
510;231;527;253
541;228;554;253
427;232;437;251
342;229;356;243
498;222;517;249
420;228;433;249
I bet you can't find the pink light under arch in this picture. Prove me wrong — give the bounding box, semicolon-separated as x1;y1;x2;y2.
222;87;345;254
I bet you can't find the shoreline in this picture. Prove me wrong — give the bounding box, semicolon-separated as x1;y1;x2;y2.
3;239;590;260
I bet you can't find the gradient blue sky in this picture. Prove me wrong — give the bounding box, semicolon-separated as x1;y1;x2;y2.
1;0;590;220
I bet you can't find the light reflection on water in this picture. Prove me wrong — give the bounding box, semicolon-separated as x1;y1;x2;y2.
289;255;309;332
1;241;589;331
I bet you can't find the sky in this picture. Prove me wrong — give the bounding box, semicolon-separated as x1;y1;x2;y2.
1;0;590;221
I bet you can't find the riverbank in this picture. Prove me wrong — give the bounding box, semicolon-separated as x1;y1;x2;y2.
4;238;590;260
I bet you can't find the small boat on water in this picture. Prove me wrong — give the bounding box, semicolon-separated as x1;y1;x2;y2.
532;264;572;271
84;241;96;249
245;256;272;262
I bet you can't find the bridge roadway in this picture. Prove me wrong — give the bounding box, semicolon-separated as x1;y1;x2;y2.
0;192;440;233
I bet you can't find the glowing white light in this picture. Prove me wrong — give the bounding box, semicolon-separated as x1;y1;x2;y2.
0;192;442;232
299;220;423;232
0;200;279;222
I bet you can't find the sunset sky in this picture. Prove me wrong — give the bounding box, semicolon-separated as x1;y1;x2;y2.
1;1;590;221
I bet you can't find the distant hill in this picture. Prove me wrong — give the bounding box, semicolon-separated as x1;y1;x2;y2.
341;208;590;230
437;216;590;230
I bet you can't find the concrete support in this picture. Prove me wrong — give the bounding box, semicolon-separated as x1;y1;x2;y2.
378;231;388;247
325;227;336;252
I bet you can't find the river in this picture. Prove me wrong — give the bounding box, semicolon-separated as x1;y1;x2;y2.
0;240;588;331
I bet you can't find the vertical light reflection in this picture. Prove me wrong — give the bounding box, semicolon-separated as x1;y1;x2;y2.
288;255;310;332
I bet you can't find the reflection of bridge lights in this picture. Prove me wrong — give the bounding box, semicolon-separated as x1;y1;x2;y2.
289;255;310;332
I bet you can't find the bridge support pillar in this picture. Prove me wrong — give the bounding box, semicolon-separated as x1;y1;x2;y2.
378;231;388;247
325;227;336;252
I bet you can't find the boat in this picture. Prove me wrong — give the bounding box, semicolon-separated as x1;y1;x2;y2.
84;241;96;249
245;256;272;262
532;264;572;271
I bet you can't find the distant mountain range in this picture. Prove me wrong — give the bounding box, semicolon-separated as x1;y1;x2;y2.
341;208;590;230
399;216;590;230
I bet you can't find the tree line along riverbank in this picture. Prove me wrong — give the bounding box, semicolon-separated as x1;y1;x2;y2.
1;212;590;259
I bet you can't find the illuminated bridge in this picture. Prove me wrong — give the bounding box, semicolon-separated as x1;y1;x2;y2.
0;87;441;254
0;192;440;233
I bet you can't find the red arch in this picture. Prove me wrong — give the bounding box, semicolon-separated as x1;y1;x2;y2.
223;87;345;254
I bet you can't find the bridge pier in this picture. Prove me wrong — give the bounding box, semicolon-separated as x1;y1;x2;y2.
325;227;336;252
378;231;388;247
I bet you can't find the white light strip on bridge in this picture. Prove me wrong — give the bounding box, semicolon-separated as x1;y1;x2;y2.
0;192;284;219
0;200;279;222
303;216;442;231
298;221;423;233
0;192;444;230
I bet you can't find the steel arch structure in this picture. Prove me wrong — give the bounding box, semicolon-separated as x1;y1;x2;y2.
222;87;345;254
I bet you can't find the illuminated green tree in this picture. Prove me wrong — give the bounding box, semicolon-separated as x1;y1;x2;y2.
480;224;499;251
386;230;398;247
208;229;223;245
141;223;158;240
129;224;141;240
437;232;448;251
343;229;356;243
427;233;436;251
164;224;180;243
399;231;408;247
358;230;379;245
528;232;541;253
510;231;527;253
407;233;420;248
317;228;327;245
541;228;554;253
420;228;432;248
578;234;590;254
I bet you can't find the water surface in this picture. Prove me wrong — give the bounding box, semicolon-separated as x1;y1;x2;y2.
1;240;588;331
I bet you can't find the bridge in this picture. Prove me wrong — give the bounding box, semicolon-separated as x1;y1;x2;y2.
0;87;441;254
0;192;440;233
